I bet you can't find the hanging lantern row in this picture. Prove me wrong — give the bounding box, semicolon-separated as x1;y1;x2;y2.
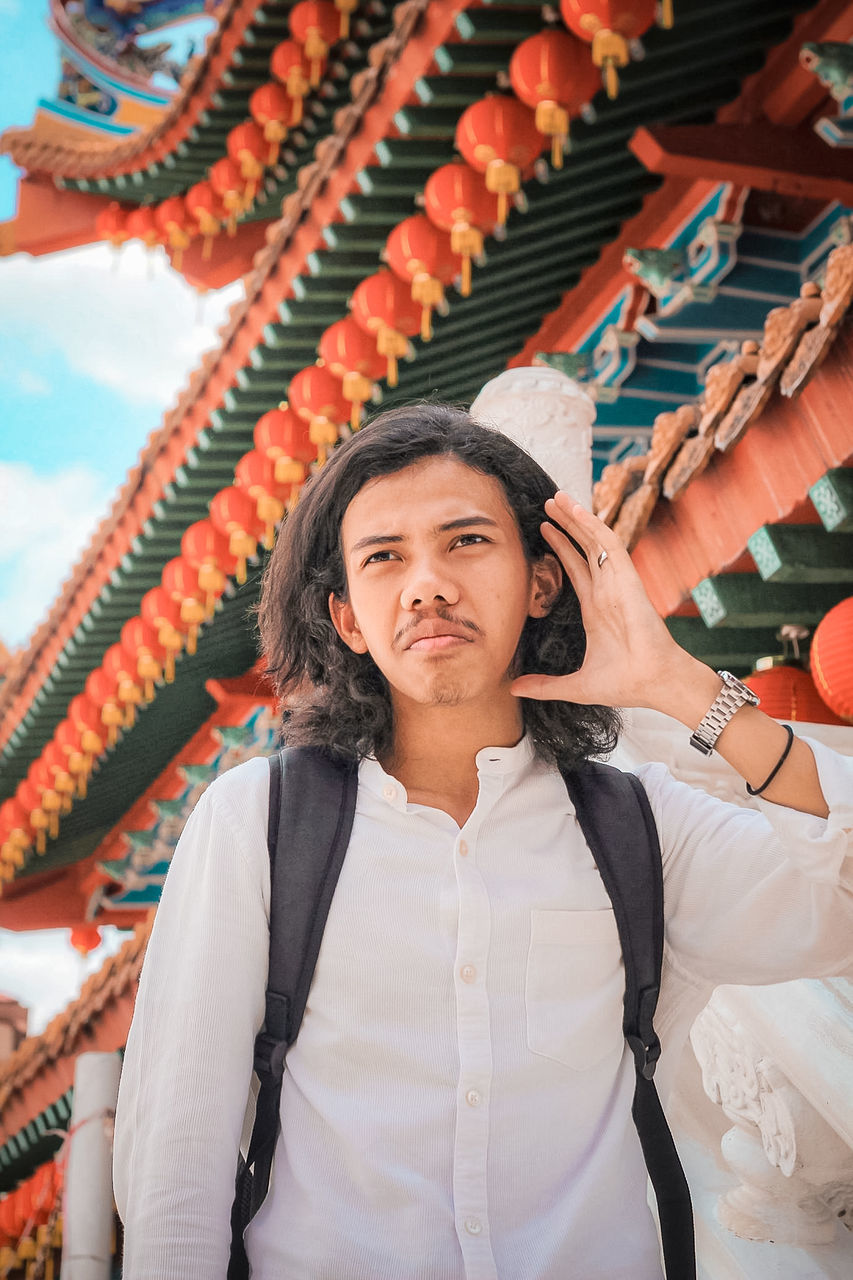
0;409;327;878
94;1;350;261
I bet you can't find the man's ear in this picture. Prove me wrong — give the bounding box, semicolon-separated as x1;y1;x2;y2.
528;553;562;618
328;592;369;653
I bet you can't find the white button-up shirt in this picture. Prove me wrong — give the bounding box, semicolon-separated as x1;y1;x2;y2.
114;737;853;1279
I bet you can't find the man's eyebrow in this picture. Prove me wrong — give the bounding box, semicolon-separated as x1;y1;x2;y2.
349;515;499;554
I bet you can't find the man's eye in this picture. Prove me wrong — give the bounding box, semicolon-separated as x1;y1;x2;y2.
454;533;487;547
364;550;397;565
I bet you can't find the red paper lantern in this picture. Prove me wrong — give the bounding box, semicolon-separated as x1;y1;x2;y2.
70;924;102;956
154;196;196;270
287;366;350;464
270;40;314;125
236;449;293;548
227;121;268;205
745;662;844;725
250;82;292;164
26;759;63;845
102;641;146;727
209;487;266;584
162;557;208;653
455;95;543;227
124;205;160;249
424;162;501;296
0;797;33;867
810;597;853;722
209;157;246;232
41;742;76;813
318;317;385;427
68;693;108;763
181;520;238;617
121;616;168;702
560;0;659;98
185;181;225;259
85;667;125;747
509;29;600;167
385;215;460;342
54;717;92;798
254;406;316;483
140;587;186;680
16;778;51;854
350;270;423;387
290;1;340;84
95;201;128;248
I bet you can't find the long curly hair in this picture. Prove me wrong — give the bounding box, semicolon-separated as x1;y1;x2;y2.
258;403;620;768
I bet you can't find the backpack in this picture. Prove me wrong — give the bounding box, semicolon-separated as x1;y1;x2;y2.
228;746;695;1280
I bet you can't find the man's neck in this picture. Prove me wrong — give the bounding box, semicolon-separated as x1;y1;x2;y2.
380;693;525;828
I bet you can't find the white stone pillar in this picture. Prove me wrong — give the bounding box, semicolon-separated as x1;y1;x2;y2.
470;365;596;509
61;1051;121;1279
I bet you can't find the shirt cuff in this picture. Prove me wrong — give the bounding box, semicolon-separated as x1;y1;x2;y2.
754;733;853;886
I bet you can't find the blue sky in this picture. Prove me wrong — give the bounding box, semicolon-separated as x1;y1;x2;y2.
0;2;241;1031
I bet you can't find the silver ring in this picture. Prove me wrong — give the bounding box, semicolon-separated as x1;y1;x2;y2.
597;550;609;568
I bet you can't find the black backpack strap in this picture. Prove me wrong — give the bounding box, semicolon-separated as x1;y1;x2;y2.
561;761;695;1280
228;747;358;1280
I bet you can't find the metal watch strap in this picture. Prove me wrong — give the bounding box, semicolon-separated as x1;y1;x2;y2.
688;670;760;756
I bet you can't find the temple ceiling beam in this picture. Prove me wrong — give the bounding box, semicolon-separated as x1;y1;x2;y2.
630;124;853;205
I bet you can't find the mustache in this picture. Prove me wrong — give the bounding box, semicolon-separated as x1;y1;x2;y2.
393;607;482;650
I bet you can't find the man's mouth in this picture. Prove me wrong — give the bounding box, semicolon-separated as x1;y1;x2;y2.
401;618;478;651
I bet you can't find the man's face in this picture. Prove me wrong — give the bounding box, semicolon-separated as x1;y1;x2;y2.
329;455;558;714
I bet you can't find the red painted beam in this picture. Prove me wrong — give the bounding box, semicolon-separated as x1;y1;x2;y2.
630;124;853;205
0;178;114;258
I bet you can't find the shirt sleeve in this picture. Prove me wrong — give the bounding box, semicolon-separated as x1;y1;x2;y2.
636;736;853;987
113;758;270;1280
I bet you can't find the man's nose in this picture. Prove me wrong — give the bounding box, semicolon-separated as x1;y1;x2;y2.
400;557;460;611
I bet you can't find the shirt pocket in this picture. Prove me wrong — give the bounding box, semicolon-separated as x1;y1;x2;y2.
525;908;625;1072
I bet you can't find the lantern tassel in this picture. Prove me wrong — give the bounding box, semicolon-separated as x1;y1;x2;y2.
604;58;619;100
660;0;674;28
203;234;214;260
166;651;176;682
77;772;88;800
461;254;472;297
551;134;564;169
290;94;304;127
124;703;136;729
49;812;59;839
351;402;361;431
237;557;248;586
108;724;118;748
144;677;154;702
37;830;46;855
421;306;433;343
187;625;198;656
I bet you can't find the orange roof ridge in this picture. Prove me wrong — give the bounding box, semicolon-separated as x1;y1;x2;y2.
0;0;437;746
0;0;256;181
0;917;151;1139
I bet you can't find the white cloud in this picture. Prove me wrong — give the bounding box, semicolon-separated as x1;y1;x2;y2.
0;460;112;648
0;241;244;407
0;926;129;1037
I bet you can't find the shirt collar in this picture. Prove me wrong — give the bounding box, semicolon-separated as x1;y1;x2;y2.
359;735;538;811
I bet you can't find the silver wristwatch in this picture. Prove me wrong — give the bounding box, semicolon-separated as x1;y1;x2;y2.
689;670;760;756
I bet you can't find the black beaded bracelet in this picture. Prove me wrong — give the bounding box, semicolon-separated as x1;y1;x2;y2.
745;724;795;797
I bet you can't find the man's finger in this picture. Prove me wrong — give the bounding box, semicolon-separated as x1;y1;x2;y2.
510;672;587;702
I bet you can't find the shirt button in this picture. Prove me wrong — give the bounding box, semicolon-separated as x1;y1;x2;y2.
464;1217;482;1236
382;784;396;802
460;964;476;984
466;1089;481;1107
458;839;468;856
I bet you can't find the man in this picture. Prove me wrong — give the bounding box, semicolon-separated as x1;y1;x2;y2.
114;403;853;1279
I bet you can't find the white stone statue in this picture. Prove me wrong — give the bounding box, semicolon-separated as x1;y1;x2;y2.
470;366;596;509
